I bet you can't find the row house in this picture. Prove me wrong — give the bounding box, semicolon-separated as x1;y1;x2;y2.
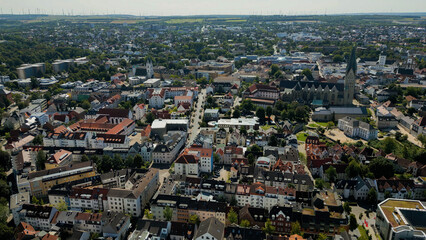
234;182;296;210
151;194;227;224
69;187;109;212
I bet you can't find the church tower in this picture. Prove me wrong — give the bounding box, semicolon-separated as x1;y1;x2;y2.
146;57;154;79
344;46;356;105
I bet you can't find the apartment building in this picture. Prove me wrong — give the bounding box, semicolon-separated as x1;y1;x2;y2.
107;168;160;217
25;161;96;197
17;204;57;231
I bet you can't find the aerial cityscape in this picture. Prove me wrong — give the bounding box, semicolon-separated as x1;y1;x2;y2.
0;3;425;240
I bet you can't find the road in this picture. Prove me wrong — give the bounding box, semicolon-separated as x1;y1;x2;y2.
397;125;422;147
187;88;206;145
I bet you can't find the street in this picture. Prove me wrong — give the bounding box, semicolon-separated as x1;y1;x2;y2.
187;88;207;145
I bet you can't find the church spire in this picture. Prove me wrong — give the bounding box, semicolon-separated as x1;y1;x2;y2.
346;46;357;75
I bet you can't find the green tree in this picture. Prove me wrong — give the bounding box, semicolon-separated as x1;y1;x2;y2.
317;233;328;240
315;178;326;190
325;166;337;182
56;199;68;211
383;137;397;154
144;209;153;219
146;112;156;124
227;208;238;224
240;219;250;227
32;135;44;145
189;214;200;225
266;106;273;120
81;100;91;110
262;218;275;235
232;109;241;118
417;134;426;147
369;157;395;178
36;150;46;171
302;68;313;80
163;206;173;221
291;221;302;235
81;155;90;162
0;151;11;172
133;154;144;168
367;188;377;205
256;107;266;124
268;135;278;147
346;158;361;178
343;202;352;215
349;214;358;231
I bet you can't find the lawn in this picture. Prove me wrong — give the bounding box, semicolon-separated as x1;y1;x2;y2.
260;125;272;130
358;226;369;240
296;132;308;142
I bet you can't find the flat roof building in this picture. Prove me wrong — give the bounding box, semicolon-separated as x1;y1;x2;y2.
376;198;426;240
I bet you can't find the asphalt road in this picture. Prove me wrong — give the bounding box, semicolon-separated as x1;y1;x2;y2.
187;88;206;145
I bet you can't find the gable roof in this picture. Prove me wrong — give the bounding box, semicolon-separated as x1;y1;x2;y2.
194;217;224;240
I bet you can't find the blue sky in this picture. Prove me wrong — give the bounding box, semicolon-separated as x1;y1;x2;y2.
0;0;425;16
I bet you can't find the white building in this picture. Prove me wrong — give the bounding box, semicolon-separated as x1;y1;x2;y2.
338;116;378;140
10;192;31;225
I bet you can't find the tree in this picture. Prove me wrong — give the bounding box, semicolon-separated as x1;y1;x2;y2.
367;188;377;204
262;218;275;235
227;208;238;224
189;214;200;225
32;196;39;205
315;178;326;190
81;155;90;162
232;109;241;118
248;144;262;153
0;151;11;172
369;157;395;178
32;135;43;145
144;209;153;219
302;68;313;80
343;202;352;215
383;137;397;154
291;221;302;235
56;199;68;211
266;106;273;120
133;154;144;168
240;219;250;227
256;107;266;124
346;158;361;178
268;135;278;146
317;233;328;240
146;112;156;124
325;166;337;182
163;206;173;221
81;100;91;110
349;214;358;231
36;150;46;171
418;134;426;147
247;153;255;166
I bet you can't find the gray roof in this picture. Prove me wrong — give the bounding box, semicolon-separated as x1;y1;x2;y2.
194;217;224;240
10;192;30;209
329;106;367;115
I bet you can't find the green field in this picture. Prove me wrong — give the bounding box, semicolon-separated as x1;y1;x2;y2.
165;18;203;24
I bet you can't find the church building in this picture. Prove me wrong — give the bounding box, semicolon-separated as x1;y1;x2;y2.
280;47;357;106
